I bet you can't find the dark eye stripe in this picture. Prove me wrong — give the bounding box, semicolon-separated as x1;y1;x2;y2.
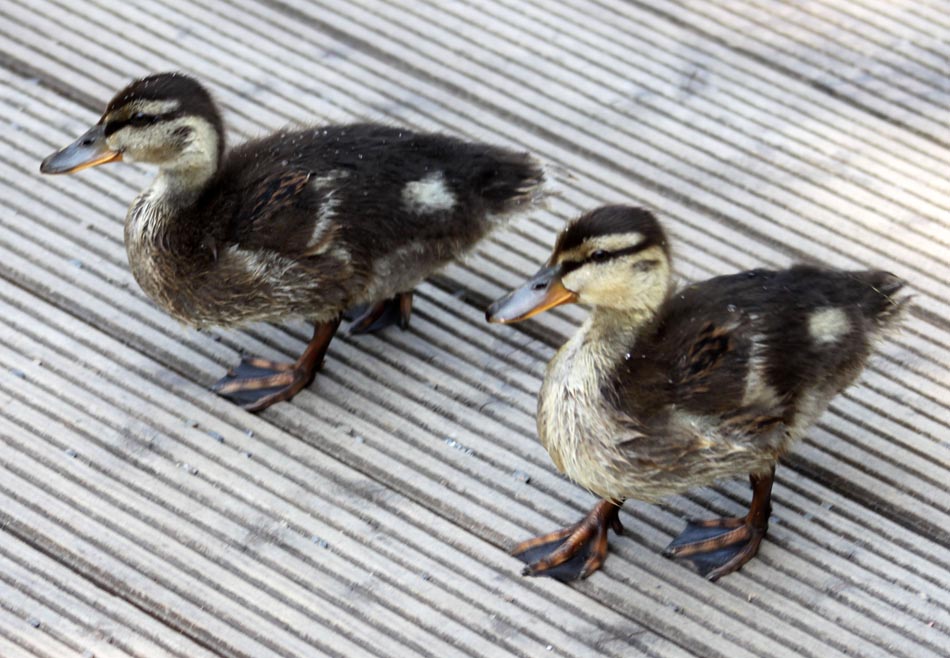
561;241;653;274
605;242;650;260
103;109;181;136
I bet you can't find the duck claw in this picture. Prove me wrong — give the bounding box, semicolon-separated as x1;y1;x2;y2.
512;500;622;582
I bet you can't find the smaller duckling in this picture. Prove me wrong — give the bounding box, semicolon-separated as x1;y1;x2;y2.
40;72;545;412
487;205;907;581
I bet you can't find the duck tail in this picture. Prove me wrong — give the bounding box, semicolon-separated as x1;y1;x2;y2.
861;271;910;331
477;150;548;216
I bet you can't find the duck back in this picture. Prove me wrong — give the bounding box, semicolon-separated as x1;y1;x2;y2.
212;124;542;255
148;124;544;324
614;266;907;428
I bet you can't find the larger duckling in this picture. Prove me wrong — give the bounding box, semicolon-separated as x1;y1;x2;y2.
41;72;544;411
487;206;907;581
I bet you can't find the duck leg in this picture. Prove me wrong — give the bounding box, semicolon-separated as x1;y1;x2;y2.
512;500;624;582
663;467;774;581
347;291;414;335
212;317;341;412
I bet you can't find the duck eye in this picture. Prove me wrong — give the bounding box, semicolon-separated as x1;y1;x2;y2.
590;249;609;263
129;112;153;127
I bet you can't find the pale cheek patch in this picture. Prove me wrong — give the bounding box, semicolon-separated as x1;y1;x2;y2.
561;268;590;295
402;172;456;213
173;116;218;155
808;307;851;344
562;247;669;311
118;115;219;171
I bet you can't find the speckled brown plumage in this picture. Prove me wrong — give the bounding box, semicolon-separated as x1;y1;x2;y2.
42;72;545;410
488;205;908;581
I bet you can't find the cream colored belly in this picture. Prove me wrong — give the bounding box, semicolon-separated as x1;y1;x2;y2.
536;331;630;500
535;324;781;504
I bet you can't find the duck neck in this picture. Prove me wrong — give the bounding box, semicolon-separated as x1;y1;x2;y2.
126;116;222;246
154;161;214;207
583;305;655;359
548;306;654;396
126;149;219;249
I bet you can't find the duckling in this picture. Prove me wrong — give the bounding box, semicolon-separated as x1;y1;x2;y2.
487;205;907;581
41;72;544;411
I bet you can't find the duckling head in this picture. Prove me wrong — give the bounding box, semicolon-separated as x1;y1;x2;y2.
487;205;671;323
41;72;223;181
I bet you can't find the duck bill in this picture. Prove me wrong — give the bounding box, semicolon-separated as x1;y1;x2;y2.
486;264;578;324
40;124;122;175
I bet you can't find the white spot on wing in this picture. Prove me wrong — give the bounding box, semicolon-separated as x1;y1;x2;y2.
310;170;348;192
304;211;336;255
303;171;348;255
742;334;782;407
808;307;850;344
227;245;293;280
402;171;455;213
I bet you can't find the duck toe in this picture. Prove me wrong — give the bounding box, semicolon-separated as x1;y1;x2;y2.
664;517;766;581
513;532;599;582
512;500;621;582
212;357;312;412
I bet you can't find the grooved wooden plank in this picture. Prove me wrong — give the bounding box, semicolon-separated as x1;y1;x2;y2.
0;629;49;658
640;0;950;142
269;0;950;318
4;0;946;530
0;0;948;656
0;605;82;658
389;0;950;257
1;199;944;652
0;419;509;658
0;562;131;658
0;534;218;658
0;289;692;658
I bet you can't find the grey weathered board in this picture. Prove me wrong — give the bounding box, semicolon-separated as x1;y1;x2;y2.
0;1;947;657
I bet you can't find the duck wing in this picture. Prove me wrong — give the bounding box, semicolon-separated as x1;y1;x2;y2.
210;124;542;263
610;288;759;422
612;266;906;463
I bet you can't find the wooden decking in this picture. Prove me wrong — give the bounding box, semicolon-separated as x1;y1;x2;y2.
0;1;947;656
